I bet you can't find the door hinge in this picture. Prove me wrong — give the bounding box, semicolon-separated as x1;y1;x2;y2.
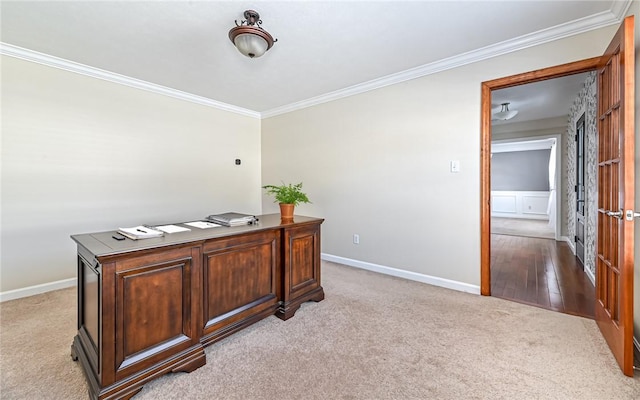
574;185;578;193
574;235;578;243
575;134;578;142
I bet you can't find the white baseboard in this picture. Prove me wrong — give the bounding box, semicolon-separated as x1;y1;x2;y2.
0;278;76;302
561;235;576;254
559;236;595;285
634;336;640;367
584;265;596;286
491;213;549;220
321;253;481;295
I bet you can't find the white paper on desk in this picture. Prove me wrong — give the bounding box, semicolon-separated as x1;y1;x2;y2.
184;221;222;229
155;224;191;233
118;226;164;238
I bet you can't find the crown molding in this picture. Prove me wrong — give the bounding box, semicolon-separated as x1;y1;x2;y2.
491;137;556;153
611;0;634;19
0;43;260;119
1;0;631;121
261;5;627;119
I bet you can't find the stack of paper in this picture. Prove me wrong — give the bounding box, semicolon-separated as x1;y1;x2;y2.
205;212;256;227
117;226;164;240
154;224;191;233
185;221;222;229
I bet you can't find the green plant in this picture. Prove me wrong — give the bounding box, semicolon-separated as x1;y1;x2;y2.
262;182;311;206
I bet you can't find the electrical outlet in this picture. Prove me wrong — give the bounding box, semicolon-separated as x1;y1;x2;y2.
353;234;360;244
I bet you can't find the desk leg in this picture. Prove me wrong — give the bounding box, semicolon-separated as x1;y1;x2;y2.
276;286;325;320
70;342;78;361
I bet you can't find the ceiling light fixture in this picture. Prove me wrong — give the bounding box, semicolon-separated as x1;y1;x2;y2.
492;102;519;121
229;10;277;58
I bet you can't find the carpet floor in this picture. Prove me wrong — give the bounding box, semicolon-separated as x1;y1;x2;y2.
1;262;639;399
491;217;555;239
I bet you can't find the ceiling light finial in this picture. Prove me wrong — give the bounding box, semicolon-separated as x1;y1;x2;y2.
492;102;519;121
229;10;277;58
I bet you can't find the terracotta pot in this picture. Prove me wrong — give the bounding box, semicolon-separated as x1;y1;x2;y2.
279;203;295;221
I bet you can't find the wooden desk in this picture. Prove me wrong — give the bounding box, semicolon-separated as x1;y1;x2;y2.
70;214;324;400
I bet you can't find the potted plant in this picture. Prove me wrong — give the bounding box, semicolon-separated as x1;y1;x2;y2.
262;182;311;220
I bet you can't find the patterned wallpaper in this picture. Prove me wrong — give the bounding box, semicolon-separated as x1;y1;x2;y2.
566;71;597;277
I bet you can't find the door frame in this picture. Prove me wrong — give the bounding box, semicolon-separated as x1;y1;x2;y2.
480;57;601;295
575;112;587;267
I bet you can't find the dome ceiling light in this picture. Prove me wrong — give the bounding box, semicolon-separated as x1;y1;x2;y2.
492;102;519;121
228;10;277;58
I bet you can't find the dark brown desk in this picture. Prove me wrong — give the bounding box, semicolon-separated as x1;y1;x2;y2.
70;214;324;400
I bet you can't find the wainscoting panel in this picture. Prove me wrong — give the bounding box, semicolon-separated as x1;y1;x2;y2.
492;194;517;213
491;191;550;219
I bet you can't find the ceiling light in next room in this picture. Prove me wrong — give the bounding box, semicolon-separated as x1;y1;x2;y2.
228;10;277;58
492;102;519;121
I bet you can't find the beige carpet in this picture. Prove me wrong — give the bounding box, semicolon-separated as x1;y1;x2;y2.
491;217;555;239
1;262;639;399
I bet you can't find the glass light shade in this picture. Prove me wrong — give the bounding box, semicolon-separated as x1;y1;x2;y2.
234;33;269;58
492;109;518;120
492;103;518;121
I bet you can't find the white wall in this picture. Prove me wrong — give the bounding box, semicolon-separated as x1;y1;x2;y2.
261;26;618;290
1;56;262;293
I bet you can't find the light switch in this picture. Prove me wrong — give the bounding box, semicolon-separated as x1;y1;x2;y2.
450;160;460;173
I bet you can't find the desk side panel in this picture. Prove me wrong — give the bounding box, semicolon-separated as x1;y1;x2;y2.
277;222;324;320
75;255;101;380
201;230;280;344
111;245;204;382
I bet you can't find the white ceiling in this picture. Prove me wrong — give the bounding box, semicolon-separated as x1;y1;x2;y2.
0;1;631;119
492;72;591;125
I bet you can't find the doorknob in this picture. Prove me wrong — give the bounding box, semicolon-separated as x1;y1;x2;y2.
625;210;640;221
606;210;623;219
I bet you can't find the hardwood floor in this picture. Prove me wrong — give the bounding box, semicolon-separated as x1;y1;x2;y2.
491;234;595;319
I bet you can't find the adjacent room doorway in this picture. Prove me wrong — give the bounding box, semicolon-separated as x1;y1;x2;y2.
489;130;593;318
480;14;635;378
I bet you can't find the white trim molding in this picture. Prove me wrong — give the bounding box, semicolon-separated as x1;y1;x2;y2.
633;336;640;367
560;235;595;286
611;0;634;19
1;1;630;121
0;278;76;303
322;253;480;295
584;264;596;287
0;43;260;119
562;235;576;254
261;6;626;118
491;191;551;219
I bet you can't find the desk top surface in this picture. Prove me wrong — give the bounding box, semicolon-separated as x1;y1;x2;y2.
71;214;323;259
